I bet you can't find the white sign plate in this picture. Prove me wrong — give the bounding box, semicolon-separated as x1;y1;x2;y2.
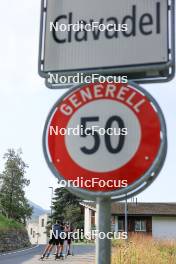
39;0;175;85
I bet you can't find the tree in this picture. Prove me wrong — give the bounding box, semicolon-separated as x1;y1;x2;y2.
51;187;84;229
0;149;32;224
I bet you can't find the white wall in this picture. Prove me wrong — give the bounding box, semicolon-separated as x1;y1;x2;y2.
152;217;176;240
27;222;39;244
84;207;92;236
27;213;49;245
38;214;49;244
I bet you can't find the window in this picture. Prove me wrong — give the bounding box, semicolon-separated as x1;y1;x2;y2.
111;216;116;232
111;216;115;225
33;231;35;238
91;210;95;225
118;220;124;231
135;220;146;232
92;211;95;217
41;218;45;227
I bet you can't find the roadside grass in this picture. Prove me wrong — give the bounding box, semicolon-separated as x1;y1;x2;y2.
112;234;176;264
0;214;23;230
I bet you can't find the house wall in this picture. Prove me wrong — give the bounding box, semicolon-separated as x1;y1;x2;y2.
118;216;152;234
27;222;39;244
27;214;49;245
84;208;120;235
38;214;49;244
83;205;176;240
84;207;92;235
152;216;176;239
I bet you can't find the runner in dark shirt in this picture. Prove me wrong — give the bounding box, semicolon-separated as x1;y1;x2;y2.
40;220;62;260
55;222;65;259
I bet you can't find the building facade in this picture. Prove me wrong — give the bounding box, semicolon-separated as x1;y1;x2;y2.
26;213;49;244
81;202;176;240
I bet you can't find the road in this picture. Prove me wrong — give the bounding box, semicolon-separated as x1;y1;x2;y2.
0;244;95;264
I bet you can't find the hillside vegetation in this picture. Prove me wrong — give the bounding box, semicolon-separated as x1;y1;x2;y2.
0;214;24;230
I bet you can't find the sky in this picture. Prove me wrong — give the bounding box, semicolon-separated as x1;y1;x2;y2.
0;0;175;210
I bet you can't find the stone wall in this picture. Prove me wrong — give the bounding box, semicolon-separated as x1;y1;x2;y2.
0;229;31;253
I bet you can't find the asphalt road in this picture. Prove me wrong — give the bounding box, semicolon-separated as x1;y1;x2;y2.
0;245;42;264
0;244;95;264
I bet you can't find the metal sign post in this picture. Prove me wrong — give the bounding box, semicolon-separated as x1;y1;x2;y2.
96;197;111;264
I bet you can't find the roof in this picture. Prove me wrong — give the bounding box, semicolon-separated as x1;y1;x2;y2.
81;202;176;216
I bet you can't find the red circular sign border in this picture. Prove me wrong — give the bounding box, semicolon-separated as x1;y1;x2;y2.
47;82;161;192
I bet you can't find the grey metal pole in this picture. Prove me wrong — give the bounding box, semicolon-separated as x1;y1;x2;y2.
96;197;111;264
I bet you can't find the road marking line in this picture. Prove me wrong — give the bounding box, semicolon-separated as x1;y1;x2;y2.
0;245;39;257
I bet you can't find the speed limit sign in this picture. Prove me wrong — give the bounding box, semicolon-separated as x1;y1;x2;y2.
43;82;167;200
